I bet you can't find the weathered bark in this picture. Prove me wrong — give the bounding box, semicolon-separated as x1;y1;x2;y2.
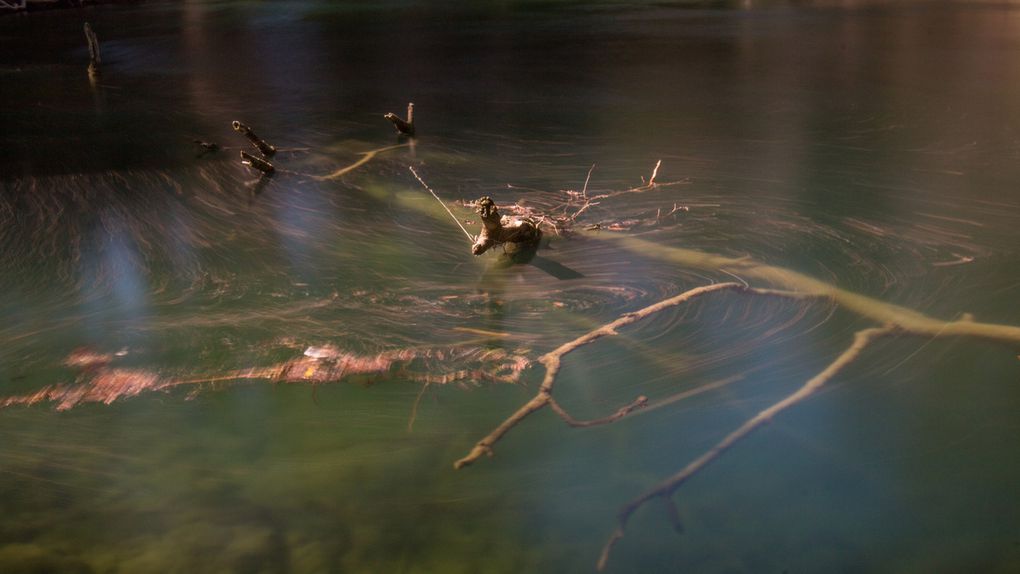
84;23;100;76
384;102;415;136
232;120;277;157
471;196;542;256
240;151;275;175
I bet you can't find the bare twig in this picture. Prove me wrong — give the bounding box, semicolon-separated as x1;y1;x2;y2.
582;163;596;199
648;159;661;187
622;160;690;194
408;381;431;433
453;283;829;469
548;395;648;428
316;143;408;180
409;167;475;243
570;199;600;221
84;23;101;76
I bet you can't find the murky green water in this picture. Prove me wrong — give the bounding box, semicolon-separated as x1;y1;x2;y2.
2;1;1019;572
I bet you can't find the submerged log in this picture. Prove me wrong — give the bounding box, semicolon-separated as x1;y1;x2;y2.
384;102;415;136
0;345;530;411
232;120;277;157
471;196;542;256
192;139;220;152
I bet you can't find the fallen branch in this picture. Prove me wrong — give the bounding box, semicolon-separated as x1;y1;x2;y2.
473;161;690;237
240;151;275;175
316;143;408;181
548;395;648;428
450;247;1020;569
408;380;431;433
607;236;1020;344
596;325;894;570
453;283;827;469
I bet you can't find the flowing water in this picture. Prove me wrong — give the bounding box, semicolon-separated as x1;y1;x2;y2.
2;1;1019;572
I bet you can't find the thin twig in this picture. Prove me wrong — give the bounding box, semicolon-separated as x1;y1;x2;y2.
548;395;648;428
409;166;475;243
571;200;600;221
582;163;596;200
648;159;661;187
408;381;431;433
315;143;408;180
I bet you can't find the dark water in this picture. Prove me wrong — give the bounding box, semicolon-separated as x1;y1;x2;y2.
2;1;1020;572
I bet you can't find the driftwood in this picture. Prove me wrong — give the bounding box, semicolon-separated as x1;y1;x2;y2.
240;151;274;175
84;23;100;77
316;144;409;181
470;196;542;256
384;102;415;136
232;120;277;157
436;163;1020;570
453;260;1020;570
1;346;530;412
466;161;690;239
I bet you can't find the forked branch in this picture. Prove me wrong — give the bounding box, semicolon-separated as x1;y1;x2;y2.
452;253;1020;570
596;325;894;570
548;395;649;428
453;283;830;469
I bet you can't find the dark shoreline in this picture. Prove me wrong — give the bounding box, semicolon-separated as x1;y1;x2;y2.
1;0;144;15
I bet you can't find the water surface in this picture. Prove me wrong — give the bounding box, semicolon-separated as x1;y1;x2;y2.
2;2;1019;572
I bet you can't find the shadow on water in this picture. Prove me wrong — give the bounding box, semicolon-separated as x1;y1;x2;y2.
485;239;585;281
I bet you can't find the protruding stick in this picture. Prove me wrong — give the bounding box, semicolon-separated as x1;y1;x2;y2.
385;102;416;136
84;23;101;76
408;166;473;243
240;150;275;175
232;120;277;157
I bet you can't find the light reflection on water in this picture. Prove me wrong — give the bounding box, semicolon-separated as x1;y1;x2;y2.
2;1;1020;572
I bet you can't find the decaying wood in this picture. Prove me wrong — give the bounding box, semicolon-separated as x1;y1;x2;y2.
232;120;277;157
463;161;691;239
384;102;415;136
1;345;531;412
84;23;101;76
453;283;826;469
451;232;1020;569
596;325;894;570
316;143;409;181
240;150;275;175
470;196;542;256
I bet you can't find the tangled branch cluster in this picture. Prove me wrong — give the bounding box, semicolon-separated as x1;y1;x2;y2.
451;241;1020;570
